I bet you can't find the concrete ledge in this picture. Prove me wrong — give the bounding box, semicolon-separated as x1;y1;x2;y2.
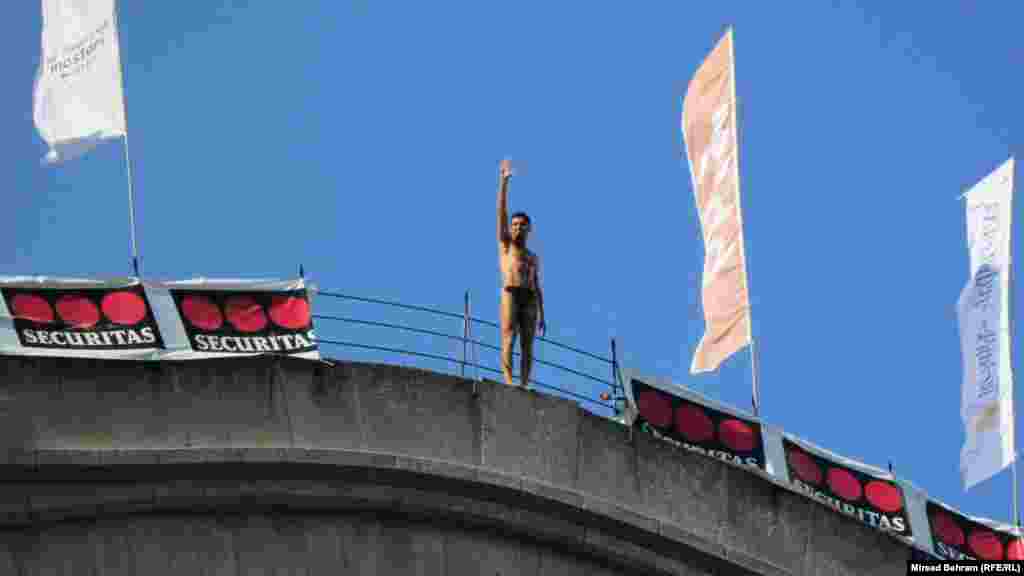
0;355;912;575
0;448;761;576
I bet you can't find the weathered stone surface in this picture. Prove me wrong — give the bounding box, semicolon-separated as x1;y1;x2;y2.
477;379;581;486
0;355;913;574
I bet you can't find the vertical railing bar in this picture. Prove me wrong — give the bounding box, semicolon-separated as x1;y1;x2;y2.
461;290;469;378
610;337;620;416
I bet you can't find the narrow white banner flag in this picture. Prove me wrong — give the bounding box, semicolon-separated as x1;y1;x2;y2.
33;0;126;164
684;29;752;374
959;157;1016;490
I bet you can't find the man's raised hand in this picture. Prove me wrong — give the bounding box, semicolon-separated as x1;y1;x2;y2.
500;159;513;180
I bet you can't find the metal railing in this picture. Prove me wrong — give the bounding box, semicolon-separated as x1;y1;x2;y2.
313;290;625;417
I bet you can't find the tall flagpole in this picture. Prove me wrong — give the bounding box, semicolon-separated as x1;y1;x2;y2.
1009;157;1019;527
751;336;760;415
112;0;139;277
123;127;139;277
1013;426;1019;527
726;27;759;416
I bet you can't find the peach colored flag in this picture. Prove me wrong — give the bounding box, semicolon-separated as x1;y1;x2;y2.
683;29;752;374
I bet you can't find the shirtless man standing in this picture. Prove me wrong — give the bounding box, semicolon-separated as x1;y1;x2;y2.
497;159;546;387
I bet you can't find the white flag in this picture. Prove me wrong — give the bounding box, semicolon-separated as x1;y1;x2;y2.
683;29;752;374
33;0;126;165
959;157;1015;490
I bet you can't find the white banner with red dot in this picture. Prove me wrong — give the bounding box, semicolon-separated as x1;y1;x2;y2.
620;369;780;477
0;276;318;361
0;276;162;359
782;434;912;539
927;498;1024;561
143;277;319;360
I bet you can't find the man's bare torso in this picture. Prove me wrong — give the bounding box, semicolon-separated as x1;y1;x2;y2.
499;242;538;291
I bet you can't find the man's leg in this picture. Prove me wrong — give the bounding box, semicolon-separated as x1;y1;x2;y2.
519;300;538;388
500;291;517;386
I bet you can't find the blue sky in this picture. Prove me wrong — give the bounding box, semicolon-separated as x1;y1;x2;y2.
3;1;1022;525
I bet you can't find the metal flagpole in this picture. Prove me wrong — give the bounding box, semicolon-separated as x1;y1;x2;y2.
1011;252;1020;529
1009;158;1020;527
726;27;759;416
112;1;139;276
1012;446;1019;527
123;128;139;276
123;134;139;276
751;338;760;415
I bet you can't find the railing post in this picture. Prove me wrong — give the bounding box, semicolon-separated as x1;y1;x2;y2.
610;337;622;416
611;337;633;439
466;291;480;397
461;291;469;378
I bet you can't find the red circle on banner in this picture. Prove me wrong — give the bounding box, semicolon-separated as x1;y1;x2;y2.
1006;539;1024;560
787;450;822;485
56;295;100;328
181;296;223;330
675;404;714;443
269;296;310;329
826;467;862;501
10;294;54;324
864;481;903;513
969;530;1004;560
102;291;147;325
225;296;267;333
637;390;672;428
931;513;965;546
719;419;756;452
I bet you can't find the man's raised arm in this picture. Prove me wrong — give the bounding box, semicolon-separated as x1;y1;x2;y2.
497;160;512;245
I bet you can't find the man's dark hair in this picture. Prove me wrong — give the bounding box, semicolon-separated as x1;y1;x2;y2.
510;211;531;225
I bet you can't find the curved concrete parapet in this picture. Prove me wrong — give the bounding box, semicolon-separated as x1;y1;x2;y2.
0;355;911;575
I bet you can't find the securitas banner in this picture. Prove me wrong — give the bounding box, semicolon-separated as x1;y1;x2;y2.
0;277;161;358
0;276;318;361
151;278;319;360
927;499;1024;561
783;436;911;538
626;372;766;472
